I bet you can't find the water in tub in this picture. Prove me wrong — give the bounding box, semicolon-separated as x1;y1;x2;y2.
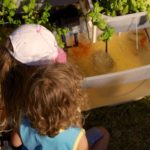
67;28;150;109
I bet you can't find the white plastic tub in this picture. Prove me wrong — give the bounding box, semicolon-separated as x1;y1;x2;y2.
88;12;150;43
102;12;150;32
82;64;150;110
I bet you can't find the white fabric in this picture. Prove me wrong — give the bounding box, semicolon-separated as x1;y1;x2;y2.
9;24;58;65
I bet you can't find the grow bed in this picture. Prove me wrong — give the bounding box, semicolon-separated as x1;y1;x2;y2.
68;28;150;109
102;12;150;32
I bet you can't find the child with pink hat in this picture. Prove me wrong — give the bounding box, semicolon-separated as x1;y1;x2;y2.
0;24;67;131
0;24;109;150
8;24;67;65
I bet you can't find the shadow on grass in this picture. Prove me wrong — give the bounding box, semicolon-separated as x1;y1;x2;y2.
83;96;150;150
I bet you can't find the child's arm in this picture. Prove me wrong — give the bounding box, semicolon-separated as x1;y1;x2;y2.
77;134;89;150
11;129;23;147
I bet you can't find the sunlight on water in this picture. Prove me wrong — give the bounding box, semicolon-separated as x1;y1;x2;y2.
68;28;150;77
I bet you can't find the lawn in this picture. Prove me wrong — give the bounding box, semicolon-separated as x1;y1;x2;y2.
83;97;150;150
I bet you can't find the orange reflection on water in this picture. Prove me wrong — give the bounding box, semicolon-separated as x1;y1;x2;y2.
71;41;91;58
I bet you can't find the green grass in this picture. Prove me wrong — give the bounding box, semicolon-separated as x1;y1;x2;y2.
83;97;150;150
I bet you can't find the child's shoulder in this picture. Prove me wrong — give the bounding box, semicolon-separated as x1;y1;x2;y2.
58;126;85;139
57;127;85;150
19;119;86;150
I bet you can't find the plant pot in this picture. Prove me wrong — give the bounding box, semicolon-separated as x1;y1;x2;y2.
102;12;150;32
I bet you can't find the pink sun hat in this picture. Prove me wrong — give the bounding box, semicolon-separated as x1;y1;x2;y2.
8;24;67;65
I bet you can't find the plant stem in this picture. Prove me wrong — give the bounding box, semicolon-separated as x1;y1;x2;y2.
105;40;108;53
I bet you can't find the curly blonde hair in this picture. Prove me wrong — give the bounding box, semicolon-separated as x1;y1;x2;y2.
25;63;86;137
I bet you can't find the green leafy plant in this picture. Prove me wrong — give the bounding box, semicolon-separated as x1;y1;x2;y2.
0;0;69;48
22;0;69;48
0;0;21;25
22;0;51;25
94;0;150;19
54;27;69;48
88;2;115;53
22;0;38;24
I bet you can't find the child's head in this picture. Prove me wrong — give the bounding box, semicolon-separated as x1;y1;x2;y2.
0;24;67;130
25;63;85;136
0;24;67;83
7;24;67;65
